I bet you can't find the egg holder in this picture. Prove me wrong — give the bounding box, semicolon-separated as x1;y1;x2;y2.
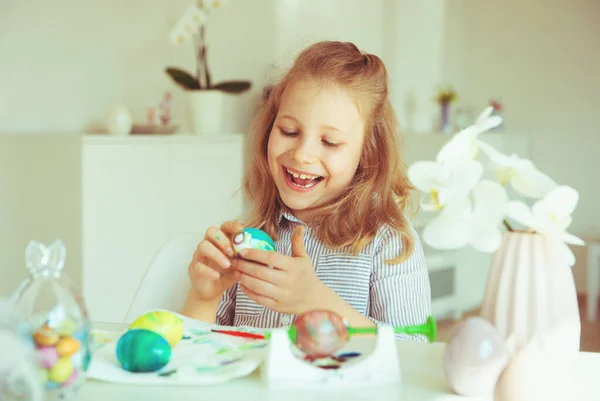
260;316;437;388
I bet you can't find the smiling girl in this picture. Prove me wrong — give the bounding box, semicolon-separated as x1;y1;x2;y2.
182;41;432;340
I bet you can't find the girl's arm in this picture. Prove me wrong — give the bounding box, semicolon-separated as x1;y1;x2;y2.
368;225;432;340
181;285;237;325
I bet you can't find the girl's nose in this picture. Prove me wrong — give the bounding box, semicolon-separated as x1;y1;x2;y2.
292;140;318;164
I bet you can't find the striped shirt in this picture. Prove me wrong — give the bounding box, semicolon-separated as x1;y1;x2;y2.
216;210;432;341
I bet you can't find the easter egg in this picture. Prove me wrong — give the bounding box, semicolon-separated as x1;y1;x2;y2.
116;329;171;372
37;346;59;369
128;310;183;348
232;228;276;256
443;317;510;396
33;325;59;347
56;337;81;357
48;357;73;384
293;310;349;358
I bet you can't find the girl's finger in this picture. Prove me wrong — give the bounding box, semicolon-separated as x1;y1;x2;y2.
190;262;221;280
233;258;282;285
197;239;231;269
220;220;245;237
240;284;277;310
239;273;280;300
204;226;235;258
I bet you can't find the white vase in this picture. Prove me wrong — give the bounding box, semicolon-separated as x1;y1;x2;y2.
107;105;133;135
479;231;581;397
189;90;225;135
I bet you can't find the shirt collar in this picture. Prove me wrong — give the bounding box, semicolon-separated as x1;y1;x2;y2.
278;208;304;225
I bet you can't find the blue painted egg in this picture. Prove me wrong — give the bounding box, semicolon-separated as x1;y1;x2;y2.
116;329;171;372
232;228;276;255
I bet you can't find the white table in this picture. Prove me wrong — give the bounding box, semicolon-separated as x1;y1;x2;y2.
79;323;600;401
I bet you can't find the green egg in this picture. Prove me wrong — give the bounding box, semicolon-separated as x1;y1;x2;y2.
116;329;171;372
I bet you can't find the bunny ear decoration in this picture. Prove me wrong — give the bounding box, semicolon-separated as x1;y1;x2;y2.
25;239;67;278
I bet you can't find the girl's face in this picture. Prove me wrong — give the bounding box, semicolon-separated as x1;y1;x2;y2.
267;79;366;223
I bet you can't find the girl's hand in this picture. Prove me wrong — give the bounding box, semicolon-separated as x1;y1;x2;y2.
188;221;244;302
233;225;328;315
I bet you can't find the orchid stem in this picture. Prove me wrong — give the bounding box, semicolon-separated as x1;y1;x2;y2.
503;220;514;232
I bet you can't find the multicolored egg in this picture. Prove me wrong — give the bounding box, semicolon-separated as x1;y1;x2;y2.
293;310;349;358
128;310;183;347
232;228;276;256
116;329;171;373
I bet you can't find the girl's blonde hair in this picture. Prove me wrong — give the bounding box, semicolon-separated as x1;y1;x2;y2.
243;41;416;263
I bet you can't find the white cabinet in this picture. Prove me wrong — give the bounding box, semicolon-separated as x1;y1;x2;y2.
0;133;246;323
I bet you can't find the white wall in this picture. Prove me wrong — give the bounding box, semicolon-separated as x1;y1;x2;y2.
0;0;277;134
455;0;600;290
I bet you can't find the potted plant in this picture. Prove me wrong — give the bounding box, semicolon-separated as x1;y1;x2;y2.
407;106;584;396
166;1;251;134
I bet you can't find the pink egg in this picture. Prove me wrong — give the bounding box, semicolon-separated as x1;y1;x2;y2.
37;347;59;369
63;369;79;387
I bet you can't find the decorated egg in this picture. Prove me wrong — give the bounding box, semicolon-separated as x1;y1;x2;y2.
128;310;183;348
443;316;510;396
293;310;349;358
116;329;171;373
232;228;276;256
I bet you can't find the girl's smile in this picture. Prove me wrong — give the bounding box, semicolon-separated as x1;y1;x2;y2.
281;165;325;192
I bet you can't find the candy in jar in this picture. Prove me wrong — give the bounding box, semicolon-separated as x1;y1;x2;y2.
11;239;93;401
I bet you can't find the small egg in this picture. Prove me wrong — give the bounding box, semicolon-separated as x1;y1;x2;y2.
129;310;183;348
56;337;80;357
116;329;171;373
232;228;276;256
33;325;59;347
45;381;60;390
443;316;509;397
293;310;349;358
55;319;77;337
48;358;73;384
37;347;59;369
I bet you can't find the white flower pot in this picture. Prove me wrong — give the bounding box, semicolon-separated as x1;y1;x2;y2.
188;90;225;135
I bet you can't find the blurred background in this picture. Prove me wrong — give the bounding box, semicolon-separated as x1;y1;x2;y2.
0;0;599;343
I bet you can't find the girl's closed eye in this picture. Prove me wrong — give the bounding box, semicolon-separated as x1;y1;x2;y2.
322;138;343;147
279;127;298;137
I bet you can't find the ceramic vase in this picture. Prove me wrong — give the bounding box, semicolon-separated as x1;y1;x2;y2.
189;90;225;135
480;231;581;397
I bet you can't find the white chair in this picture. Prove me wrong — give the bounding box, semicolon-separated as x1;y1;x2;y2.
587;241;600;322
124;233;203;323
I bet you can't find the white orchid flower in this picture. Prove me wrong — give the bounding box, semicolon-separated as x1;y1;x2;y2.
407;160;483;211
506;185;585;266
436;106;503;167
478;141;557;199
422;180;509;252
169;5;207;45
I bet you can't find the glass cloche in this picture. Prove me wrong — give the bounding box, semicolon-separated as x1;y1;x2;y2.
10;239;93;401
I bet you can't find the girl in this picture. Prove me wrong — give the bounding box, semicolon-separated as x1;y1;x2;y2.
182;41;432;340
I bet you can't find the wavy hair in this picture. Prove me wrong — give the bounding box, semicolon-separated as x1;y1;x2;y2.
242;41;416;263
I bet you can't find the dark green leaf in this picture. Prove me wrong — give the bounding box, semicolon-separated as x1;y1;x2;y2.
165;67;201;90
212;81;252;93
